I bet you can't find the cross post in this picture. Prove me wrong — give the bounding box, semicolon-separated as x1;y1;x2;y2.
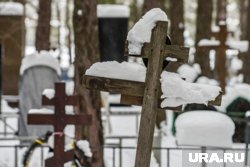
213;24;228;94
198;23;246;93
28;82;92;167
83;21;221;167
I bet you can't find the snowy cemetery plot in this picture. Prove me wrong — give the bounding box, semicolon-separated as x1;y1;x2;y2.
1;3;248;167
27;82;92;167
83;8;222;167
0;106;248;167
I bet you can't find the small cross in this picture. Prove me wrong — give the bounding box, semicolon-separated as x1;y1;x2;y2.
28;82;92;167
198;24;241;93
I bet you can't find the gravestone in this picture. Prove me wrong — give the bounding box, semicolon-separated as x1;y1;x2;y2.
97;4;129;62
0;2;25;95
19;52;61;137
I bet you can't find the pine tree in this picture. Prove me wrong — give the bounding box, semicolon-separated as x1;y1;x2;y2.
73;0;104;166
216;0;227;25
195;0;213;77
35;0;52;51
239;0;248;40
169;0;184;45
143;0;165;14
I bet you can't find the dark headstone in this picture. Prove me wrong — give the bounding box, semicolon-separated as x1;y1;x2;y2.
98;18;128;62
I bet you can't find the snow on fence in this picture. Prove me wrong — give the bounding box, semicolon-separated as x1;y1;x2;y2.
0;144;247;167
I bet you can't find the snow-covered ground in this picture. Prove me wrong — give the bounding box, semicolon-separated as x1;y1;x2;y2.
0;97;248;167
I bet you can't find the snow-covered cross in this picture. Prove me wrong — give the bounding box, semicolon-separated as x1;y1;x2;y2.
83;20;222;167
83;7;222;167
198;23;248;93
27;82;92;167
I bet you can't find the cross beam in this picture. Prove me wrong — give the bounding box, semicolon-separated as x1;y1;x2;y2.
126;41;189;63
83;75;222;107
83;21;221;167
198;24;244;93
28;82;92;167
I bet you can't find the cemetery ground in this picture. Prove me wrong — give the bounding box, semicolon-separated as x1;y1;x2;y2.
0;101;248;167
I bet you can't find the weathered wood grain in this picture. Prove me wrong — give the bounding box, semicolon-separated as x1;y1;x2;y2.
126;42;190;63
120;93;221;109
84;75;222;107
208;91;222;106
134;21;168;167
83;75;145;97
120;94;143;106
120;94;181;111
163;45;189;63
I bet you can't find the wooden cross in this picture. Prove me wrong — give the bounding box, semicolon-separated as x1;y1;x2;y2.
28;82;92;167
83;21;221;167
198;23;246;93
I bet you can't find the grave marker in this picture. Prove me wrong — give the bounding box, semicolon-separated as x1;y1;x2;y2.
28;82;92;167
19;52;61;137
83;21;221;167
198;24;247;93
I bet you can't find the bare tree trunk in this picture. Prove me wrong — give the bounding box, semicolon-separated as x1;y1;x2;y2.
243;0;250;83
169;0;184;45
35;0;52;51
143;0;165;14
56;0;62;60
216;0;227;25
66;0;72;63
195;0;213;77
240;0;248;40
130;0;140;25
73;0;104;167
